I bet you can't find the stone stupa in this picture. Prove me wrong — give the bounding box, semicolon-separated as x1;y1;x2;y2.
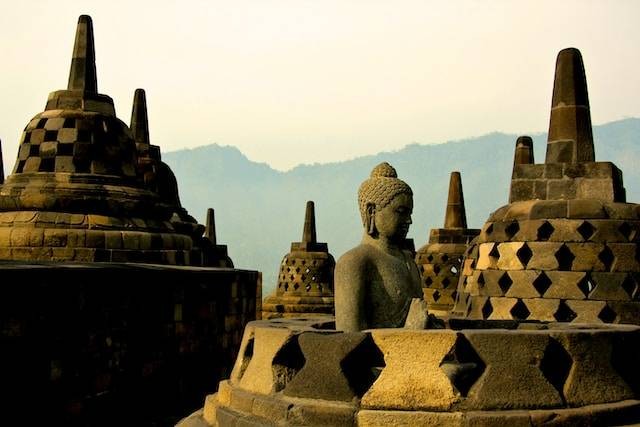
0;16;258;425
262;201;335;318
454;48;640;325
416;171;479;314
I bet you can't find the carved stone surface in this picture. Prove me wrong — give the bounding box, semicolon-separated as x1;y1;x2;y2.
196;319;640;426
334;163;423;331
0;15;222;266
262;201;335;318
455;48;640;324
415;172;480;313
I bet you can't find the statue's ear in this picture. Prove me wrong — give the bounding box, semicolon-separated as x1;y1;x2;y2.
366;203;376;236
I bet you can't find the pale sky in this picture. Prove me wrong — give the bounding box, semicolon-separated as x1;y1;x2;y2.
1;1;640;172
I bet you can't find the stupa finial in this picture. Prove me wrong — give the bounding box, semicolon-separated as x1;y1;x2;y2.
205;208;217;245
513;136;535;167
302;201;317;243
130;89;150;146
67;15;97;93
545;48;594;164
444;172;467;229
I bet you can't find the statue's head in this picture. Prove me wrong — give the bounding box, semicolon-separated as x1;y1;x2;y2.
358;162;413;243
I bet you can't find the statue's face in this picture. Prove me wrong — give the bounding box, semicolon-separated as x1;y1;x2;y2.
373;193;413;242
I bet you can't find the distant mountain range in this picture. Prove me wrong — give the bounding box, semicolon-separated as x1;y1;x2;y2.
163;118;640;296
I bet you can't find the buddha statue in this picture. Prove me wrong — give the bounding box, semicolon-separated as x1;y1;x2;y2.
335;162;423;331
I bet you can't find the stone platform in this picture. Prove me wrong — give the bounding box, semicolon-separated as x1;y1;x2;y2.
0;262;260;425
182;317;640;426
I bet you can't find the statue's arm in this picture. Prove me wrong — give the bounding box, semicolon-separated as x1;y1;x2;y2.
334;251;367;332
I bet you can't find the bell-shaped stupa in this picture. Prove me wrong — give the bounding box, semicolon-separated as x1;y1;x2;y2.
416;172;479;313
455;48;640;324
0;15;204;265
262;201;335;318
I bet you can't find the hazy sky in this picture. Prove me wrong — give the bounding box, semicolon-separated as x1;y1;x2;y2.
1;1;640;171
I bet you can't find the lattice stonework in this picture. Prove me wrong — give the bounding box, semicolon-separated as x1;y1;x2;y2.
457;200;640;324
14;111;136;177
277;252;334;296
416;244;466;312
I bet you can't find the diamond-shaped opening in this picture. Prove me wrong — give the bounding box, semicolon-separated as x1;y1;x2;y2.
439;334;486;397
554;301;577;322
433;290;441;302
577;274;595;298
505;221;520;239
450;265;459;275
433;265;441;275
621;275;638;299
598;246;615;271
488;244;500;260
598;304;617;323
537;221;555;241
341;335;385;397
284;283;290;291
510;299;530;320
441;277;451;288
272;336;305;392
540;337;572;402
533;272;552;297
611;334;640;395
485;223;494;236
498;272;513;294
300;259;306;265
554;245;575;271
619;222;635;242
293;283;300;290
426;254;434;262
516;243;533;267
481;298;493;319
577;221;596;241
442;254;449;262
424;277;433;287
35;118;47;129
305;284;311;292
477;272;485;289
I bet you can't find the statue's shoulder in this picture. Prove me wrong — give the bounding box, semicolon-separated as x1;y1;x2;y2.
336;244;375;271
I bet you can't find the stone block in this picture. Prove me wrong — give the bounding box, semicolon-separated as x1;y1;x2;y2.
23;157;41;172
576;178;616;202
0;227;12;246
85;230;105;248
529;200;568;220
476;243;498;270
589;220;626;242
487;297;517;320
525;298;560;322
203;393;219;425
544;164;563;179
567;199;607;219
565;300;607;323
526;242;562;270
504;201;535;221
30;129;45;144
361;329;459;410
608;301;640;324
543;272;587;299
357;409;464;427
554;330;634;406
604;203;638;220
477;271;507;297
590;273;632;301
251;394;290;423
504;271;540;299
105;231;123;249
286;400;356;426
463;331;563;409
546;180;576;200
509;180;534;203
566;243;605;271
496;242;526;270
55;156;74;172
608;243;639;272
43;229;68;247
229;387;255;413
66;230;86;248
464;410;531;427
533;180;548;200
57;128;78;143
239;326;300;395
10;228;31;247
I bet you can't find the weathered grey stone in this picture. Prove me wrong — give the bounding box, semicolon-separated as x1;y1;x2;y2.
358;409;464;426
335;163;422;331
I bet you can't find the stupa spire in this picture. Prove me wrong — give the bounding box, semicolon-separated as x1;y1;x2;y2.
130;89;150;146
513;136;535;167
545;48;594;164
67;15;97;93
443;172;467;229
302;201;317;243
205;208;217;245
